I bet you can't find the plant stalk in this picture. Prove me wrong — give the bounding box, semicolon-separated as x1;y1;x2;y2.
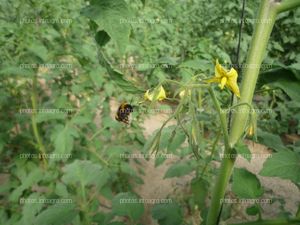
205;0;299;224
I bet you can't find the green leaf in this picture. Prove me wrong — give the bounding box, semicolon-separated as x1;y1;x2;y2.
155;156;167;167
257;130;288;152
164;161;194;178
259;151;300;184
0;66;34;77
167;130;186;152
191;178;208;210
35;113;66;123
27;42;48;61
71;115;91;125
34;204;77;225
234;141;251;162
89;67;105;88
151;203;183;225
21;192;44;224
179;59;211;70
97;50;144;94
112;192;144;221
55;182;69;198
246;205;260;216
120;162;137;177
81;0;132;53
232;168;264;199
9;168;44;202
95;30;111;47
272;80;300;102
52;125;75;155
62;160;109;188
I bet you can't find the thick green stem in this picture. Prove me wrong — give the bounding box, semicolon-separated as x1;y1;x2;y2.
206;0;300;224
274;0;300;13
229;0;278;147
229;218;300;225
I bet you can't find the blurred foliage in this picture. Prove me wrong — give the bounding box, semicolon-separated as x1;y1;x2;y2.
0;0;300;224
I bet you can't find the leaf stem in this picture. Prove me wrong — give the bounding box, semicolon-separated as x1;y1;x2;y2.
31;74;47;168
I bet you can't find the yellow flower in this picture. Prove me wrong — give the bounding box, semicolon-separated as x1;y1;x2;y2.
247;125;254;137
179;89;191;99
206;59;240;97
144;85;166;101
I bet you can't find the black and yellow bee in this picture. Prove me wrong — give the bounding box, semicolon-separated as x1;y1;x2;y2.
115;103;133;124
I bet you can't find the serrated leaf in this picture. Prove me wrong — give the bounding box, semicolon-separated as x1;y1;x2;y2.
257;130;288;152
35;113;66;123
97;50;144;94
53;125;74;155
167;130;186;152
55;182;69;198
164;161;193;178
27;42;48;61
9;168;44;202
259;151;300;184
81;0;132;53
152;203;183;225
89;67;105;88
34;204;77;225
20;192;44;225
232;168;264;199
71;115;91;125
234;141;251;162
155;156;167;167
62;160;109;188
112;192;144;221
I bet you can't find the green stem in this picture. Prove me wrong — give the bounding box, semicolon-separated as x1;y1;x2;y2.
206;1;300;224
200;130;221;177
274;0;300;13
208;87;230;150
229;0;278;147
80;183;90;225
229;218;300;225
31;74;47;168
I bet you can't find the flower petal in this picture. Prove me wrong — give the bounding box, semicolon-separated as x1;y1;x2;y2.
215;59;226;78
157;86;166;101
219;77;227;89
227;79;240;97
227;68;238;80
144;89;153;101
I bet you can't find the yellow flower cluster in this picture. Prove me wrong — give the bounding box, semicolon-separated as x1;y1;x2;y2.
206;59;240;97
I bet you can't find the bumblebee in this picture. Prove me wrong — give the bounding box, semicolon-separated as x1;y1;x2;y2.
115;103;133;124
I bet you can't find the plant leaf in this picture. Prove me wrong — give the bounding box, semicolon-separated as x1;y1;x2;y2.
232;168;264;199
259;151;300;184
